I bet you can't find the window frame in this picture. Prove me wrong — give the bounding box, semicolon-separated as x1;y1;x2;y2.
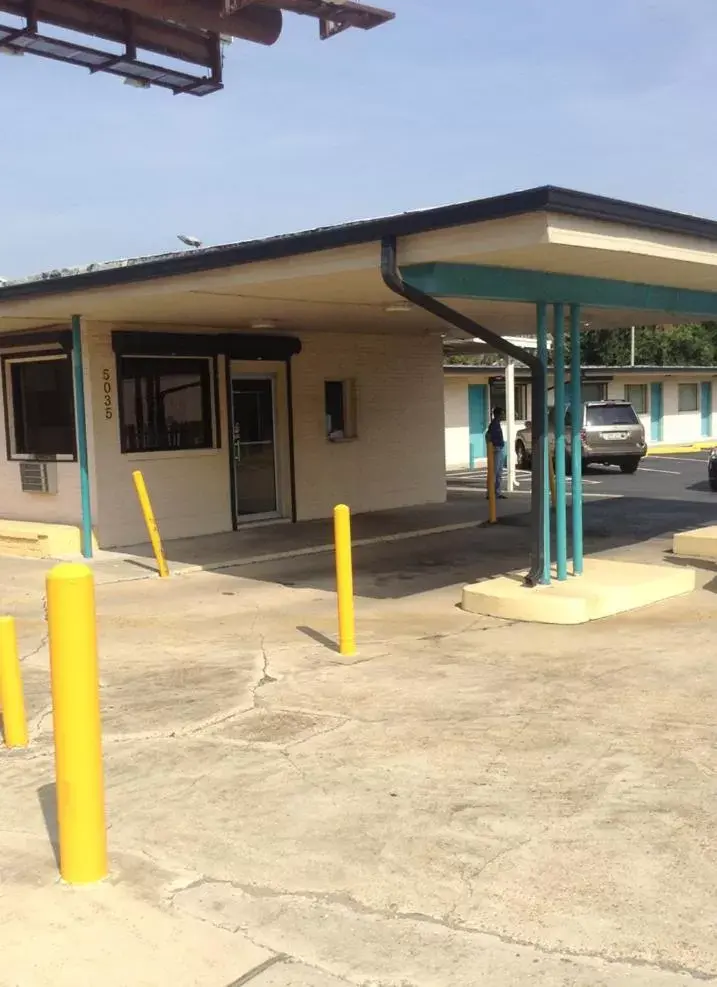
324;378;358;442
116;353;219;456
678;382;699;414
2;351;77;462
624;383;648;415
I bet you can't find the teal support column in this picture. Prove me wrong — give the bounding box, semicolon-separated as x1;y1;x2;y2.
71;315;93;559
536;302;551;584
553;303;567;580
569;304;583;575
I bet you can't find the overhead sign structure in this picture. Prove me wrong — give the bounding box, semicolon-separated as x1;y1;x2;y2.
0;0;394;95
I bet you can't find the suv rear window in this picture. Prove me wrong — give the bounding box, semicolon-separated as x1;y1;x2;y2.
586;403;639;427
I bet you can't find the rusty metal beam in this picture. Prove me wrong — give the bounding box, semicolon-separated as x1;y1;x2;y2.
0;0;222;63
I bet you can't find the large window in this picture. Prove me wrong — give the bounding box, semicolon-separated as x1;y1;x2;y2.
624;383;648;415
4;354;76;458
678;382;699;414
119;356;215;453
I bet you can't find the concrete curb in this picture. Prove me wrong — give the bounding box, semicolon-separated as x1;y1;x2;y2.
647;441;713;455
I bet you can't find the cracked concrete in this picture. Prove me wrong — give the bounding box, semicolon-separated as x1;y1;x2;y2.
2;524;717;985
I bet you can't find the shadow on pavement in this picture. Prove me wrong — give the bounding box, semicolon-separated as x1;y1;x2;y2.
207;494;717;600
37;782;60;869
296;625;339;653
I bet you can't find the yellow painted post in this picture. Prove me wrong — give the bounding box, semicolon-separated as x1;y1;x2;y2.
46;563;108;884
0;616;28;748
548;454;557;507
132;470;169;578
333;504;356;656
486;444;497;524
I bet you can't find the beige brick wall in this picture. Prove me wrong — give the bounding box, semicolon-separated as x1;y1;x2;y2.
292;331;446;519
85;323;232;549
83;325;445;547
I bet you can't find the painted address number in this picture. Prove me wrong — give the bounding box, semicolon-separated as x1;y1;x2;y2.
102;368;113;420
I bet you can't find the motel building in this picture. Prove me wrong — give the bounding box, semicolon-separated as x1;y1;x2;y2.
444;362;717;471
3;185;717;592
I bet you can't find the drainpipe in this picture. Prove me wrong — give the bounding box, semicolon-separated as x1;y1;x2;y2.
380;236;548;586
71;315;93;559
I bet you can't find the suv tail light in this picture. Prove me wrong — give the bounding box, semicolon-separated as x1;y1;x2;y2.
579;428;588;443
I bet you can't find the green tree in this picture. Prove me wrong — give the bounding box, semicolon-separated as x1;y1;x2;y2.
578;323;717;366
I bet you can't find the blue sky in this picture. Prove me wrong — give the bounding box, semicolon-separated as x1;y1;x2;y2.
2;0;716;277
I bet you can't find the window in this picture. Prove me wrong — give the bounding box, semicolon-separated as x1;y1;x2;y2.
586;403;639;427
624;384;648;415
119;356;214;453
324;379;357;440
489;381;528;420
678;382;699;414
582;382;607;403
4;354;75;458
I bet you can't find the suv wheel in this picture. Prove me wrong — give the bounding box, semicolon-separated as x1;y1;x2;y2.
515;440;530;469
620;458;640;475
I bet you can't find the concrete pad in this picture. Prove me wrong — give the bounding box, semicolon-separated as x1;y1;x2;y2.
0;836;273;987
461;557;696;624
673;524;717;560
249;960;352;986
0;518;98;558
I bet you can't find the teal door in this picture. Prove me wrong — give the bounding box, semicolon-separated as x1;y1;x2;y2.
468;384;488;467
650;382;663;442
701;381;712;437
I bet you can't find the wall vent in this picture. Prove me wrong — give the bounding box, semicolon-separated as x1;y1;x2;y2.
19;461;58;495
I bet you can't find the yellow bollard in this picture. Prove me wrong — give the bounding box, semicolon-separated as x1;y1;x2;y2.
548;453;557;507
486;444;497;524
0;616;28;748
333;504;356;657
132;470;169;578
46;563;108;884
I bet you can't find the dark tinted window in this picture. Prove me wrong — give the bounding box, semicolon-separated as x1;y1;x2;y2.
119;356;214;453
586;403;639;427
9;356;75;457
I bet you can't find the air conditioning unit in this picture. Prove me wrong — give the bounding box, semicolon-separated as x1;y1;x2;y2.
19;460;58;495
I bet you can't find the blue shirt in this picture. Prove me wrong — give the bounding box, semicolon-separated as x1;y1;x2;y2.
487;418;505;448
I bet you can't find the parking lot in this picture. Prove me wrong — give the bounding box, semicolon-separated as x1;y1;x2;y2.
3;451;717;986
449;450;715;502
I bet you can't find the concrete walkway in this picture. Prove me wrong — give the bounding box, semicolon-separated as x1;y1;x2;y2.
2;522;717;985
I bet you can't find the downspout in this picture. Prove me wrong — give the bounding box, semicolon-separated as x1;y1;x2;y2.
380;236;548;586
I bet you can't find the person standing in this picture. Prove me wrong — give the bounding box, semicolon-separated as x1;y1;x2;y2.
486;406;507;499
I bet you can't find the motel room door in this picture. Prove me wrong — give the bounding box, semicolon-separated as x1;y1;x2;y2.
468;384;488;468
230;374;279;520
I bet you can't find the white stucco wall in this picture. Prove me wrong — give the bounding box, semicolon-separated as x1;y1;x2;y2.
608;374;717;445
443;372;526;470
444;378;471;470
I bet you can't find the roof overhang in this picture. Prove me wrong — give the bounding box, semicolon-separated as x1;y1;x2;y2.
3;187;717;338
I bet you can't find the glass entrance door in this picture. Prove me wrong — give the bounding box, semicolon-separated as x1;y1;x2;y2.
231;376;278;519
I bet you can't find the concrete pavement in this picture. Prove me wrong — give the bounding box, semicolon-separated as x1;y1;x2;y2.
3;520;717;985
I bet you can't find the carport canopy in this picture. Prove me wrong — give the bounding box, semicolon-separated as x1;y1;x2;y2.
4;186;717;335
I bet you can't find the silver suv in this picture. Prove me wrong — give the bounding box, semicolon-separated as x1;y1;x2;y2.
515;400;647;474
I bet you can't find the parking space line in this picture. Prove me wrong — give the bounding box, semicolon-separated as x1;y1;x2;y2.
639;467;681;475
649;456;708;463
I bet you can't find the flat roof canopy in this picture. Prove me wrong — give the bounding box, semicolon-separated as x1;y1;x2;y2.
3;186;717;336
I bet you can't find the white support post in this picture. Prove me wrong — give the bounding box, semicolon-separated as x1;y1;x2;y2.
505;357;516;493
